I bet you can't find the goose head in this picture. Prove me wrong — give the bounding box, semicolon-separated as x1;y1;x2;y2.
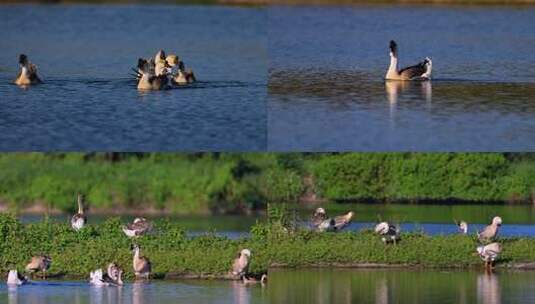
389;40;397;57
166;54;179;67
492;216;502;227
375;222;390;235
19;54;28;66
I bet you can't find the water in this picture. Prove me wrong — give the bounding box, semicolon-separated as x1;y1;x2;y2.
289;203;535;237
18;214;262;239
268;6;535;151
0;280;267;304
0;4;266;151
268;268;535;304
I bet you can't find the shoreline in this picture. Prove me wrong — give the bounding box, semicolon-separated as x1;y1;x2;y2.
269;262;535;270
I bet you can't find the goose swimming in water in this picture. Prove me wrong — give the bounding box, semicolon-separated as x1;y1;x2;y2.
132;244;151;279
25;255;51;279
166;54;196;85
478;216;502;243
231;249;251;279
385;40;432;81
136;58;169;90
243;274;267;285
122;217;152;237
7;270;28;286
71;193;87;231
375;222;400;244
477;242;502;271
89;266;124;286
455;220;468;234
15;54;42;86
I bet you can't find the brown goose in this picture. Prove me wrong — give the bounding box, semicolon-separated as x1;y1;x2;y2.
478;216;502;243
122;217;152;237
15;54;42;86
71;193;87;231
132;244;151;279
385;40;432;81
231;249;251;279
25;255;51;279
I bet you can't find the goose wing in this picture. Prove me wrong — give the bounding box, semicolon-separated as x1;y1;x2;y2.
399;61;428;79
333;213;353;230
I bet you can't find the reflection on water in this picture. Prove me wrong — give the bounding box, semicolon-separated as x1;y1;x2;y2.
268;6;535;151
0;280;267;304
478;273;501;304
269;269;535;304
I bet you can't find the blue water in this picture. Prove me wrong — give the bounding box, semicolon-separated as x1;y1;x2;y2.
268;5;535;151
0;280;267;304
0;5;266;151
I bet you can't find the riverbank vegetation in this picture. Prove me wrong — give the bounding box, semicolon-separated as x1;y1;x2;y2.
259;206;535;270
0;153;534;215
0;214;268;279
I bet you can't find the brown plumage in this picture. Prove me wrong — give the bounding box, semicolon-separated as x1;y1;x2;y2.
231;249;251;279
385;40;432;81
478;216;502;243
333;211;354;230
15;54;42;86
71;193;87;231
132;244;151;279
122;217;152;237
25;255;51;279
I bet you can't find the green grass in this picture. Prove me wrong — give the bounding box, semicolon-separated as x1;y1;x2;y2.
0;214;269;279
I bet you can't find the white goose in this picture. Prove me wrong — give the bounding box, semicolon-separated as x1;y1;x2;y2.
231;249;251;279
455;220;468;234
385;40;432;81
478;216;502;243
375;222;400;244
7;270;28;286
477;242;502;270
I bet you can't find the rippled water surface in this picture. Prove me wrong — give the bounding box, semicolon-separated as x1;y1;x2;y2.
0;280;267;304
269;268;535;304
0;5;266;150
268;6;535;151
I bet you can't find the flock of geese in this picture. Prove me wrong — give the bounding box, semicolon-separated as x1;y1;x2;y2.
311;207;503;271
6;194;265;287
14;50;196;90
13;40;430;89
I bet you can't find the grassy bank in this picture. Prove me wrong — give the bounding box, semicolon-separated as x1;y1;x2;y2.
0;153;534;215
0;214;268;279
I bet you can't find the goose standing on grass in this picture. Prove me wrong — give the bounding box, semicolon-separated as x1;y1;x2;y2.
71;193;87;231
478;216;502;243
385;40;432;81
122;217;152;237
7;270;28;286
477;242;502;271
25;255;51;279
455;220;468;234
132;244;151;279
375;222;400;244
15;54;42;86
231;249;251;279
136;58;169;90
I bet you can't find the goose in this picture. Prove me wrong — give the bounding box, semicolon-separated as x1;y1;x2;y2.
122;217;152;237
25;255;51;279
385;40;432;81
15;54;42;86
174;61;196;85
132;244;151;279
476;242;502;270
7;270;28;286
136;58;169;90
478;216;502;243
454;220;468;234
333;211;354;231
243;274;267;285
311;208;335;232
89;267;124;286
154;50;169;77
231;249;251;279
71;193;87;231
375;222;400;244
106;263;122;283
